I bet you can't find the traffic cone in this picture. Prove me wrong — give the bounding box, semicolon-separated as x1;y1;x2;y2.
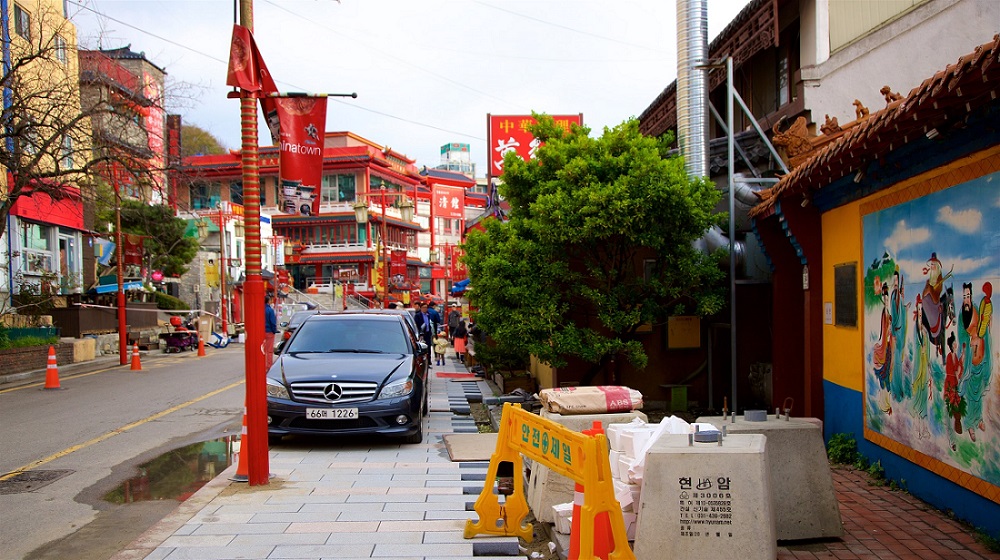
230;409;249;482
130;342;142;371
197;335;206;357
568;423;614;560
43;345;62;390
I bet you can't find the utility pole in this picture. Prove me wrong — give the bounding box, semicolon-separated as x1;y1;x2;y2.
114;167;127;365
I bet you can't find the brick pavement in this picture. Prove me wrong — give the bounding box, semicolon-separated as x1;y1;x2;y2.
777;466;998;559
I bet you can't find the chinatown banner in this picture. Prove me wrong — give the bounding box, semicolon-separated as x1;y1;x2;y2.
275;96;327;216
225;24;279;144
390;249;409;289
433;185;465;220
487;114;583;178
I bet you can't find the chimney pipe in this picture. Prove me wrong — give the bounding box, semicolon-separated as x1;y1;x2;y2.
676;0;709;178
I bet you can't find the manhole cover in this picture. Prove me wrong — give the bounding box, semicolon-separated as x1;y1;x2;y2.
0;469;74;495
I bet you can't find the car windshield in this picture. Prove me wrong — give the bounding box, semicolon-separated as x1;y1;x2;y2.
287;311;317;329
287;318;410;354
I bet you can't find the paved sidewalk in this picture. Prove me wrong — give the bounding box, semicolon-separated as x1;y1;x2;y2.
100;353;998;559
111;357;522;560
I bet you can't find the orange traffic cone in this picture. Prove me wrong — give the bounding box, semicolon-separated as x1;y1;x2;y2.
197;335;206;357
230;409;249;482
43;345;62;390
568;423;614;560
130;342;142;371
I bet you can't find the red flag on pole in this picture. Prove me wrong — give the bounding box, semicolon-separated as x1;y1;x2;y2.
275;96;327;216
226;24;280;144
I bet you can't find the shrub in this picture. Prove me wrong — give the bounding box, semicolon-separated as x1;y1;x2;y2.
154;291;190;310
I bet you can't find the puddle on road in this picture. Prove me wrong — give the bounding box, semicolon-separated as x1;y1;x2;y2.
103;436;236;504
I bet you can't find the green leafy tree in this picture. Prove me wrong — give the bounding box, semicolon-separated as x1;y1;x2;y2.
463;115;727;384
181;125;226;157
107;200;198;277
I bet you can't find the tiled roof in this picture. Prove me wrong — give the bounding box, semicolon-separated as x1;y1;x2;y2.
750;34;1000;218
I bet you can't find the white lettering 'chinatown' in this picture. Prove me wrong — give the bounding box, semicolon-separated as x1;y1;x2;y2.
281;141;321;156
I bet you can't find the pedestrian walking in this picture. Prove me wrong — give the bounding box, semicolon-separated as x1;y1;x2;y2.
453;319;469;363
433;330;449;366
264;294;278;370
415;303;436;350
447;305;461;342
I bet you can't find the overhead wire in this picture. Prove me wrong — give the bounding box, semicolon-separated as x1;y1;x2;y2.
66;0;484;141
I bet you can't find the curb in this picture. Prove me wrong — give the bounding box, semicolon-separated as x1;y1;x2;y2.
110;463;239;559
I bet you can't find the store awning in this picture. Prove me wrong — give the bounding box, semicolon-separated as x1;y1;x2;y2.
450;278;471;294
93;281;145;294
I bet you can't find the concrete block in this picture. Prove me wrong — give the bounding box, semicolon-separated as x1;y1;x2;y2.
633;434;776;560
70;337;96;363
697;415;842;541
525;409;646;523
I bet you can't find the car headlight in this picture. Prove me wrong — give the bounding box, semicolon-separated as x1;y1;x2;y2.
379;379;414;399
266;378;290;399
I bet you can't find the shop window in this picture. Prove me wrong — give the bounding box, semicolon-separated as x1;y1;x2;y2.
22;223;53;274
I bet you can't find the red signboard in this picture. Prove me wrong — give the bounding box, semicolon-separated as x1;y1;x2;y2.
487;114;583;177
123;234;144;266
433;185;465;220
450;247;467;281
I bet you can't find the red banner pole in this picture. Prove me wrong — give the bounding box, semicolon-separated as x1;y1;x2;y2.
238;0;269;486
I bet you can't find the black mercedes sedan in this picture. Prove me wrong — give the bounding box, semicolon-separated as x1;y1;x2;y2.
266;312;430;444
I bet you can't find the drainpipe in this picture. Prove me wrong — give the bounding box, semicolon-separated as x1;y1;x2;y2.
3;0;14;303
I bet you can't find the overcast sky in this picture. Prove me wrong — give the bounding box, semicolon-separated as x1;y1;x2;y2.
69;0;752;177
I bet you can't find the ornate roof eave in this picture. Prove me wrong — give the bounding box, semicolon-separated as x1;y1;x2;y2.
749;34;1000;219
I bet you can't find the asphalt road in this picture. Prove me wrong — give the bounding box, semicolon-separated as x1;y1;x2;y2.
0;346;248;560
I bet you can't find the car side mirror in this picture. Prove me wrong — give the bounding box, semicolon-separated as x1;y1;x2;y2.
417;341;430;355
274;340;285;355
279;321;289;328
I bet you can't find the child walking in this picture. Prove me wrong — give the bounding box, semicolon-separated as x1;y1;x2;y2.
433;330;449;367
453;320;469;363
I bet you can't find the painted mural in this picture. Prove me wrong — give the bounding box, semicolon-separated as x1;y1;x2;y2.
863;171;999;494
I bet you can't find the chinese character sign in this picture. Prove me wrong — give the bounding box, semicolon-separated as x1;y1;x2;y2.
450;247;467;281
487;114;582;177
433;185;465;220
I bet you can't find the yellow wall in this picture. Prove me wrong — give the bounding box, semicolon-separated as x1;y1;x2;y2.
822;146;1000;391
821;202;864;390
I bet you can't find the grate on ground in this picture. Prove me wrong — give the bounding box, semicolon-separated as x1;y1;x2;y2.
0;469;74;495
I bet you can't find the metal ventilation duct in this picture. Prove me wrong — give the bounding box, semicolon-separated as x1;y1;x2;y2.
676;0;709;178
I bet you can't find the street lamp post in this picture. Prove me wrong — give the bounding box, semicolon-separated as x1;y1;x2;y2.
353;185;414;309
218;203;229;336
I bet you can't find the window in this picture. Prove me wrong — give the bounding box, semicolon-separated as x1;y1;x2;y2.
54;34;67;63
190;182;221;210
321;174;357;203
22;223;53;274
230;181;243;206
14;4;30;41
60;135;73;169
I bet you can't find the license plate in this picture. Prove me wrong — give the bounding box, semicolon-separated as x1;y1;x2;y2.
305;408;359;420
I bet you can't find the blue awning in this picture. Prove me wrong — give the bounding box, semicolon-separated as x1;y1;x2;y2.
450;278;471;294
93;281;144;294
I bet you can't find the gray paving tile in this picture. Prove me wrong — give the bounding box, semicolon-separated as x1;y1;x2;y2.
269;543;375;558
371;543;473;557
189;522;290;535
154;544;275;559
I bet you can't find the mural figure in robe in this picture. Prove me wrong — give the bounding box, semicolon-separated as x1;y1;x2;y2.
889;268;910;401
873;282;894;414
959;281;994;442
909;294;932;438
920;253;954;364
944;332;966;449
